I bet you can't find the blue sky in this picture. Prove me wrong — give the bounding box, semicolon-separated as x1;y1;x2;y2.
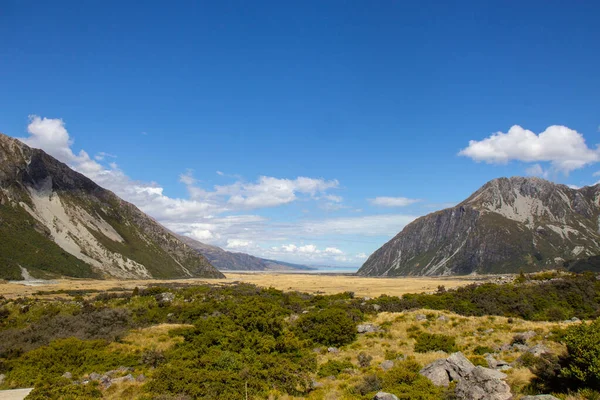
1;1;599;267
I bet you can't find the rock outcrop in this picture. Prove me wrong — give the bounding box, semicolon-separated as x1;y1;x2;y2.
359;177;600;276
0;132;224;280
420;352;512;400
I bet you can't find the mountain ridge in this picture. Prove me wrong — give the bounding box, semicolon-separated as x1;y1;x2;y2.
358;177;600;276
177;235;316;271
0;132;224;280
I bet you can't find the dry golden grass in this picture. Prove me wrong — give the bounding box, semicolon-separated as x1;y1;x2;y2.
109;323;192;354
0;272;478;298
306;309;567;399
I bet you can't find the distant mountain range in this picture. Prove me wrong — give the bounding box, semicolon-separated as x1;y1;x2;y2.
358;177;600;276
177;235;315;271
0;132;224;280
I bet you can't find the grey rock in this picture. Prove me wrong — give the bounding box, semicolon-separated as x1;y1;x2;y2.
288;314;299;322
485;354;498;369
437;315;449;322
311;379;324;389
420;360;453;386
520;330;537;340
498;365;512;371
415;314;427;321
521;396;561;400
0;374;5;385
157;292;175;303
527;344;550;357
374;392;399;400
111;373;135;384
89;372;101;381
420;352;475;387
136;374;146;382
512;344;529;352
356;177;600;277
483;328;494;334
62;372;72;379
380;360;394;371
373;304;381;311
357;323;381;333
455;366;511;400
327;347;339;353
447;352;476;376
570;317;581;322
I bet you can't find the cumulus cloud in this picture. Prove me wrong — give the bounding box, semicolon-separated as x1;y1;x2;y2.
525;163;548;178
459;125;600;173
17;115;366;265
369;196;420;207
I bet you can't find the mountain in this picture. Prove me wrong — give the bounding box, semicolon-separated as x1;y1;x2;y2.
177;235;315;271
0;133;224;280
358;177;600;276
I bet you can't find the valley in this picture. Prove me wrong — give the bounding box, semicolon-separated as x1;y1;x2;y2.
0;272;477;299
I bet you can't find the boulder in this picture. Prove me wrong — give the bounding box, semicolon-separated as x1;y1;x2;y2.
527;344;550;357
357;324;380;333
520;331;537;340
455;366;511;400
486;355;510;370
110;374;135;386
311;379;324;389
374;392;399;400
415;314;427;321
62;372;72;379
0;374;5;385
327;347;339;353
156;292;175;303
419;352;475;387
437;315;449;322
373;304;381;311
89;372;102;381
380;360;394;371
420;359;453;386
136;374;146;382
570;317;581;322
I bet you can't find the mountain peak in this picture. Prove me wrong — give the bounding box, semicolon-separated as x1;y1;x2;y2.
358;176;600;277
0;132;224;280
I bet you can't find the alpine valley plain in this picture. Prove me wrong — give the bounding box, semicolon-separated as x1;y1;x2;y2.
1;132;599;400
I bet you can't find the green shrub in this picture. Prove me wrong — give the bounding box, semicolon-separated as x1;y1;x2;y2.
560;318;600;387
318;359;354;377
294;307;357;346
473;345;494;355
26;377;102;400
413;333;457;353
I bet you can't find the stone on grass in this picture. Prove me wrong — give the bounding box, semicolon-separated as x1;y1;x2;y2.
415;314;427;321
62;372;72;379
455;366;511;400
374;392;399;400
357;324;380;333
527;344;550;357
380;360;394;371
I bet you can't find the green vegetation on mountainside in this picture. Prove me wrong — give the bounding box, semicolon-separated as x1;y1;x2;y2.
0;198;100;280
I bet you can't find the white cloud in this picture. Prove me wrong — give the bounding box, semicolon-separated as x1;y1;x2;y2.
370;196;420;207
94;152;116;161
459;125;600;173
16;115;409;266
525;163;548;178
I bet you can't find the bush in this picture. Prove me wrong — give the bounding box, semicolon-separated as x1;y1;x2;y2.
358;352;373;367
413;333;457;353
317;359;354;377
26;376;102;400
560;318;600;388
294;307;358;346
473;345;494;355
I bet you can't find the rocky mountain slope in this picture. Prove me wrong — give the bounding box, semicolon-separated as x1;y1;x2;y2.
358;177;600;276
0;132;224;280
177;235;315;271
